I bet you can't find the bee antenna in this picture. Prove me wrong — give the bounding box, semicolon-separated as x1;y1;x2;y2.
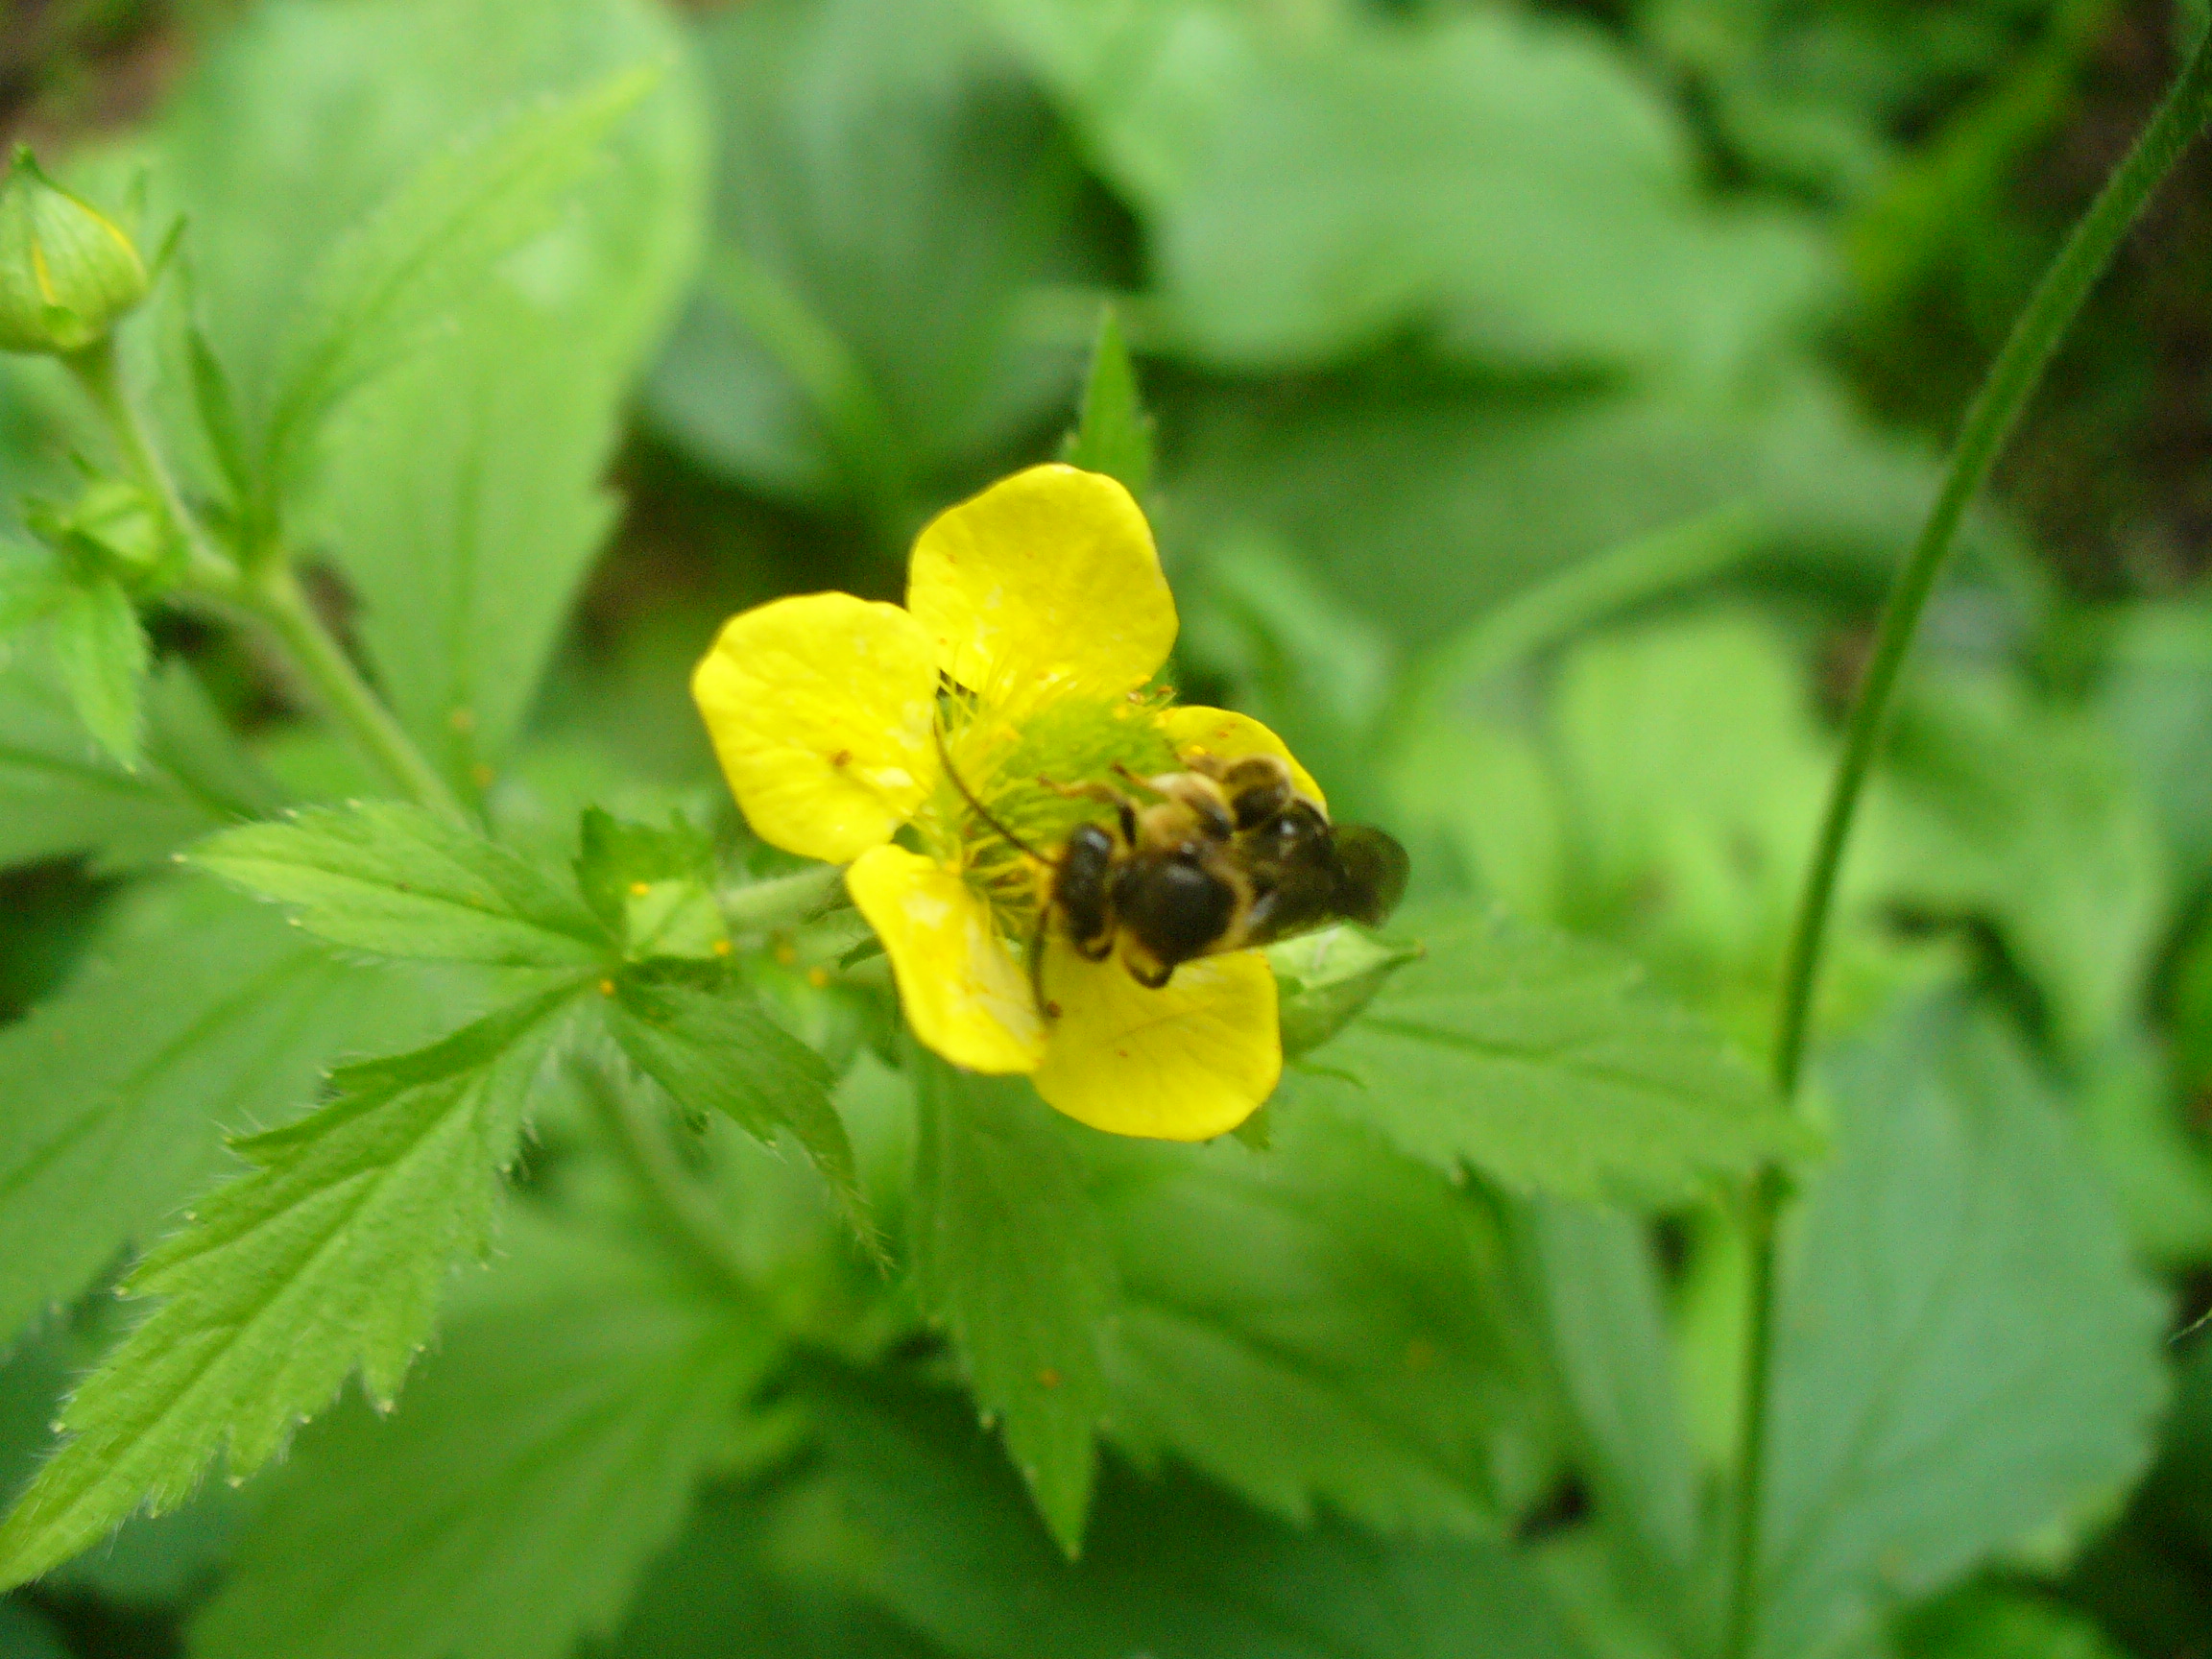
933;722;1049;863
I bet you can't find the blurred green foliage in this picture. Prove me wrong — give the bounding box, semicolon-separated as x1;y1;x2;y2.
2;0;2212;1655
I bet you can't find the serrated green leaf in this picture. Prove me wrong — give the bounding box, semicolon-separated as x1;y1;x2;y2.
1057;308;1152;500
262;62;659;491
46;573;147;771
910;1060;1110;1555
1093;1110;1551;1536
1288;904;1810;1203
190;1205;780;1659
1746;997;2168;1659
0;985;582;1590
820;1374;1590;1659
602;977;860;1234
191;802;610;967
0;878;458;1348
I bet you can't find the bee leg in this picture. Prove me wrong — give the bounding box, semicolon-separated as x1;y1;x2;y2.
1038;776;1140;848
1126;957;1175;991
1029;907;1061;1021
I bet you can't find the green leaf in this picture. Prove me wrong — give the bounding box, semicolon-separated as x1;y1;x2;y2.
602;1478;939;1659
0;655;262;872
1895;1586;2131;1659
186;325;253;508
575;808;727;961
1288;904;1811;1203
0;1600;66;1659
191;802;610;968
0;985;582;1589
262;62;659;490
2099;597;2212;878
1521;1201;1701;1647
602;976;862;1233
1057;307;1152;500
1871;671;2171;1054
910;1060;1111;1555
1263;924;1422;1057
0;543;67;638
1746;996;2169;1659
0;878;459;1348
992;0;1828;375
821;1374;1590;1659
45;572;147;771
647;0;1082;511
1092;1110;1551;1536
190;1204;781;1659
154;0;708;780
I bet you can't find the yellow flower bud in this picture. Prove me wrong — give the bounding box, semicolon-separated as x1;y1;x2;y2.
0;147;149;357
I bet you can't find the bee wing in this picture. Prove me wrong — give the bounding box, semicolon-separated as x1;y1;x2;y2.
1331;826;1409;927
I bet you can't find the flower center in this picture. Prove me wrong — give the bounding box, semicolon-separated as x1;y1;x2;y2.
916;684;1180;938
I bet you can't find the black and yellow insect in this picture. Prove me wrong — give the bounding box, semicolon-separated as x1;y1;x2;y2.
940;732;1407;1016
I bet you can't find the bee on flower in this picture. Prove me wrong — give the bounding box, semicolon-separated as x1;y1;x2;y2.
692;464;1405;1141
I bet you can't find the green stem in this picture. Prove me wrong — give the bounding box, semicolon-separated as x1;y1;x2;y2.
1723;29;2212;1659
64;332;466;823
579;1055;758;1306
63;335;231;590
245;565;468;822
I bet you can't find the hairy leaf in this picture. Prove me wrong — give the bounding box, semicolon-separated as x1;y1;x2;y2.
191;1207;779;1659
910;1061;1110;1554
0;987;582;1589
603;977;860;1230
192;802;609;967
1747;997;2168;1659
1289;905;1810;1203
0;878;455;1348
1093;1112;1551;1536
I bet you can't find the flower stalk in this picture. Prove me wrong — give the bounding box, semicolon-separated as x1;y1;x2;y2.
1723;25;2212;1658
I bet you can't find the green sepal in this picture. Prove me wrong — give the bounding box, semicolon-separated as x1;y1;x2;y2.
1264;923;1423;1057
1057;306;1154;501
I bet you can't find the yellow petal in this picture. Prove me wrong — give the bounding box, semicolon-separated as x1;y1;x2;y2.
847;845;1046;1074
692;593;939;864
1030;943;1279;1141
907;464;1175;702
1157;705;1326;810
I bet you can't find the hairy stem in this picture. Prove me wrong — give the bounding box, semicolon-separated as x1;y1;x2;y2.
1723;28;2212;1659
65;332;466;822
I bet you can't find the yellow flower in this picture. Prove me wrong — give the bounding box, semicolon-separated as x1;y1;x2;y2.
692;463;1321;1141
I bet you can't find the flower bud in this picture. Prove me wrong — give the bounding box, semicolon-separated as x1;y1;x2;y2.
1266;925;1422;1058
0;147;150;357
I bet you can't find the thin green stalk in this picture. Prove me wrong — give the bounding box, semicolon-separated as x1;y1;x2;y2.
63;335;231;590
65;331;466;822
246;565;468;822
1723;28;2212;1659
